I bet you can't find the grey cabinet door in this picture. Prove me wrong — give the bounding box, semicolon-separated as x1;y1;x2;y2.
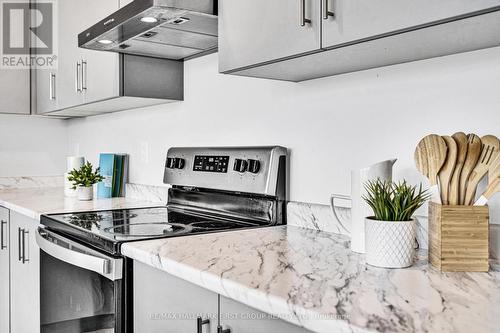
9;212;40;333
219;0;321;73
0;207;9;333
321;0;500;48
134;261;218;333
34;69;58;115
219;296;312;333
35;0;119;114
0;69;30;114
80;0;120;106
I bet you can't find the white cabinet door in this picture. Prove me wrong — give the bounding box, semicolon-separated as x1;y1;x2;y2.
0;207;9;333
321;0;500;48
220;296;313;333
219;0;321;73
134;261;218;333
0;69;30;114
9;212;40;333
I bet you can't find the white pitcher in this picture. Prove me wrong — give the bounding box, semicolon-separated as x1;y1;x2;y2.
331;159;397;253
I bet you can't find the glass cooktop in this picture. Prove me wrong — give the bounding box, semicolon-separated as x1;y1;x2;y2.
41;207;261;254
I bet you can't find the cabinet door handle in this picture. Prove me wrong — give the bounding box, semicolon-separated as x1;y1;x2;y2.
0;220;6;250
197;317;210;333
323;0;334;19
18;227;22;261
49;73;56;100
300;0;311;26
217;326;230;333
81;59;87;91
22;229;29;263
76;61;82;93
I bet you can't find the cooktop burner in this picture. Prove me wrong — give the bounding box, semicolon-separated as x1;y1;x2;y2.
104;222;193;237
41;206;263;254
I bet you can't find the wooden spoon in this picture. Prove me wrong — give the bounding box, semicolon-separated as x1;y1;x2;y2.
438;136;457;205
464;135;499;205
459;134;482;205
449;132;468;205
414;134;447;203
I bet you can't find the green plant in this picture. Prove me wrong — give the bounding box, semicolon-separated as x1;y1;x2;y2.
363;179;430;221
67;162;104;189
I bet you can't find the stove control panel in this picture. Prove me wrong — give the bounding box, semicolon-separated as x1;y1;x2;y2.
164;146;287;196
193;156;229;173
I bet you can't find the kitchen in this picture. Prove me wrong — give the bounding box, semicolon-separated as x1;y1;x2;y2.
1;0;500;333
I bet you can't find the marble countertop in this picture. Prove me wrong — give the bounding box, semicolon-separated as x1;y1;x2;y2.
122;226;500;333
0;187;162;220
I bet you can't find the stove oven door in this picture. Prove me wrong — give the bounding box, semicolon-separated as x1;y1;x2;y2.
36;227;124;333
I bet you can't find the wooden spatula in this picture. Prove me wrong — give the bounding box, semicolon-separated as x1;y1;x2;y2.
438;136;457;205
414;134;447;203
464;135;499;205
459;134;482;205
449;132;468;205
474;176;500;206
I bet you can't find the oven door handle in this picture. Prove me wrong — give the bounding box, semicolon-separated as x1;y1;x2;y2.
36;227;123;281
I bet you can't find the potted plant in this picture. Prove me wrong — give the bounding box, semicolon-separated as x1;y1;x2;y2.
363;180;430;268
67;162;105;201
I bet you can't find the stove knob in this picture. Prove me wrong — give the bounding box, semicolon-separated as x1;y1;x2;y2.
175;158;185;169
247;159;261;174
233;158;248;173
166;157;176;169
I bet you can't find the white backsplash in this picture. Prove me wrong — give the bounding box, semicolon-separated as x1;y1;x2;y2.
0;176;64;190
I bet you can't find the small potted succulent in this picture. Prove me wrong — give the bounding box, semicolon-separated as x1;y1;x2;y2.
363;179;430;268
67;162;104;201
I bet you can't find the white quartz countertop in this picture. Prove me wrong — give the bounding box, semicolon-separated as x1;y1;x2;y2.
0;187;162;219
122;226;500;333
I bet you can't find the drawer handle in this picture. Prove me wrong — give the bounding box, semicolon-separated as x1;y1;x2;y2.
300;0;311;27
22;229;29;263
323;0;334;19
0;220;6;250
76;61;82;92
197;317;210;333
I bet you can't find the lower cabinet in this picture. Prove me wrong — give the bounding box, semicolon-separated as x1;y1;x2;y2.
9;211;40;333
133;261;311;333
219;296;313;333
134;261;218;333
0;207;10;333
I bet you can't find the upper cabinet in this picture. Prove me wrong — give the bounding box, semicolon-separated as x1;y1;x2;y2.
219;0;500;81
0;70;30;115
218;0;321;72
33;0;120;115
32;0;183;117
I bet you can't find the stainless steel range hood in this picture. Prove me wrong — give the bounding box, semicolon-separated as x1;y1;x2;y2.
78;0;218;60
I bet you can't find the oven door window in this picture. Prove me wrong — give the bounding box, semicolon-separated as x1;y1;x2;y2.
36;228;123;333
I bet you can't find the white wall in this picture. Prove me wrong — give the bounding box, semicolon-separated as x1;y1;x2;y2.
66;47;500;211
0;114;68;176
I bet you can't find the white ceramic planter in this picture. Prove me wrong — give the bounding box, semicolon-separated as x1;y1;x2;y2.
364;218;416;268
77;186;93;201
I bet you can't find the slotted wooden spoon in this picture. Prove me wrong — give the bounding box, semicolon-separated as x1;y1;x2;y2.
438;136;457;205
464;135;499;205
414;134;447;203
459;134;482;205
449;132;468;205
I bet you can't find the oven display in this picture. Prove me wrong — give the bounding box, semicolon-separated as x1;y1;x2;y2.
193;156;230;173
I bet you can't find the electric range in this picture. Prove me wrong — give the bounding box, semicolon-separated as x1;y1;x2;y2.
37;146;288;333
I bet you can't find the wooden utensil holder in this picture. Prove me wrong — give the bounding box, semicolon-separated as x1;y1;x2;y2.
428;202;489;272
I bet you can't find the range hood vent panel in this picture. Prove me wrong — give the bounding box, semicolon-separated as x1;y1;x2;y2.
79;0;218;60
